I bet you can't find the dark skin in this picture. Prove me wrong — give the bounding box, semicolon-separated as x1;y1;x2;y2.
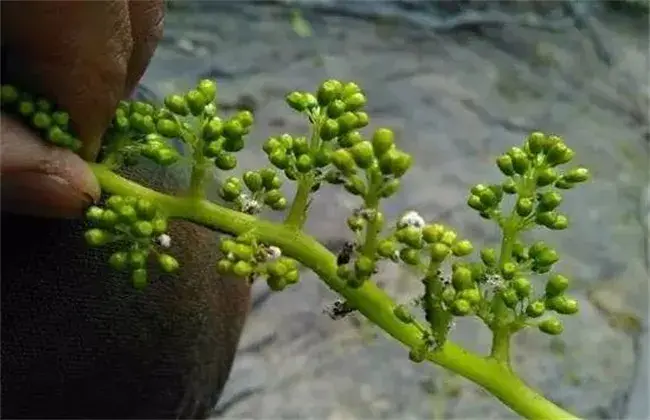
1;2;251;418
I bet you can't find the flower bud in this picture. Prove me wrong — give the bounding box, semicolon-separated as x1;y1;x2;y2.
337;112;359;134
185;90;207;116
548;296;579;315
243;171;263;192
400;248;421;265
535;248;560;267
223;120;244;141
355;256;375;277
215;153;238;170
526;301;546;318
526;131;546;155
331;149;357;174
233;260;254;278
32;112;51;130
338;130;363;148
132;269;148;289
109;252;129;271
270;197;288;211
458;288;481;305
513;277;532;298
264;189;284;207
538;318;564;335
0;84;19;104
409;347;426;363
545;273;569;296
216;259;233;275
550;214;569;230
422;224;445;244
536;168;558;187
267;275;287;291
158;254;180;273
372;128;395;157
379;179;400;198
554;178;575;189
546;142;574;166
467;195;485;211
430;242;451;262
197;79;217;103
502;178;518;194
354;111;369;128
317;79;342;106
269;148;289;169
536;211;558;228
350;141;375;169
496;154;515;176
508;147;530;175
501;288;519;309
84;229;111;247
341;82;361;99
303;93;318;109
344;175;367;196
538;191;562;211
451;240;474;257
452;267;474;291
344;92;367;111
320;119;340;141
516;197;534;217
396;226;423;249
480;248;498;267
377;239;398;258
327;99;347;118
285;91;308;112
156;119;180;138
500;262;517;280
564;167;590;183
451;299;472;316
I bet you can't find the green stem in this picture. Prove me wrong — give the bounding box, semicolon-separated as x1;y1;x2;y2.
90;163;582;420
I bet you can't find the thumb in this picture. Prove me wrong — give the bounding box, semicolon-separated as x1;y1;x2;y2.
1;114;101;218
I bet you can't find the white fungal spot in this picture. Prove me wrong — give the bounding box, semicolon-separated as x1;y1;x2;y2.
266;246;282;260
398;210;425;229
156;234;171;248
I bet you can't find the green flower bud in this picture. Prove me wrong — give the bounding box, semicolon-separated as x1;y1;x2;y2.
344;175;367;196
109;252;129;271
270;197;288;211
243;171;263;192
311;147;330;168
543;135;562;153
516;197;534;217
344;92;367;111
550;214;569;230
526;131;546;155
350;141;375;169
500;262;517;280
539;318;564;335
371;128;395;157
564;167;590;183
185;89;207;116
0;84;19;104
85;206;105;224
100;209;119;228
451;299;472;316
528;241;547;259
396;226;423;249
467;194;485;211
458;288;481;305
258;168;278;190
513;277;532;298
347;215;365;232
163;94;189;116
452;267;474;291
84;229;111;247
115;204;137;224
197;79;217;103
439;230;457;247
31;111;52;130
480;248;498;267
399;248;421;265
34;98;51;113
17;99;35;117
216;259;233;275
377;239;398;259
264;189;284;207
440;287;456;306
545;274;569;296
158;254;180;273
202;141;220;158
451;240;474;257
51;110;69;128
336;265;353;281
548;296;579;315
132;269;148;289
233;244;255;261
131;220;153;238
331;149;357;174
536;248;560;267
284;269;300;285
430;242;451;262
220;181;242;202
156;119;180;138
327;99;347;118
496;154;515;176
354;111;369;128
223;120;244;141
223;136;245;153
215;153;238;170
129;250;148;269
155;148;181;166
302;93;318;110
536;168;559;187
554;177;575;190
234;110;254;128
502;178;518;194
538;191;562;211
134;199;156;221
526;301;546;318
421;224;444;244
393;305;413;323
233;260;254;278
337;112;359;134
409;346;426;363
546;142;574;166
379;179;400;198
267;275;287;291
288;136;308;156
341;82;361;98
132;101;154;116
501;288;520;309
317;79;343;105
338;130;363;148
355;256;375;277
267;260;289;278
536;211;558;228
284;166;298;181
285;91;308;112
508;147;530;175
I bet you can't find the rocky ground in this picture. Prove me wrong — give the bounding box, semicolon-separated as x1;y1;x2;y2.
140;1;649;418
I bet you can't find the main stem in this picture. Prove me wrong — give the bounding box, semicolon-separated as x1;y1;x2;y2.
91;164;581;420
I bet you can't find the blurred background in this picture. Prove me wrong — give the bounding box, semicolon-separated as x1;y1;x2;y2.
139;1;649;418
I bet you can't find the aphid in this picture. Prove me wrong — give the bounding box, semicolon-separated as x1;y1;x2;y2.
258;244;282;262
240;196;262;215
336;241;355;266
324;300;355;320
156;234;171;248
397;210;426;229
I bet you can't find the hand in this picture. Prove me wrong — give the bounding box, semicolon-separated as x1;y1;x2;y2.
0;0;164;218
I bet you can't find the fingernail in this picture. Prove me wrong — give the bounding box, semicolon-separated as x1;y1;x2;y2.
1;172;95;218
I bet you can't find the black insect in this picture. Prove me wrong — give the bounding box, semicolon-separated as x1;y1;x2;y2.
336;241;355;266
324;300;355;320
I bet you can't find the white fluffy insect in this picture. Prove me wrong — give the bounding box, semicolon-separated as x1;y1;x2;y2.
156;234;172;248
239;194;262;215
265;246;282;261
397;210;426;229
